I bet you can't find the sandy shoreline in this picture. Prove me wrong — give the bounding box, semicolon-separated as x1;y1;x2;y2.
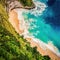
9;9;60;60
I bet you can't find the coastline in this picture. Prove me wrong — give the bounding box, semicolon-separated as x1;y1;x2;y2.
8;9;60;60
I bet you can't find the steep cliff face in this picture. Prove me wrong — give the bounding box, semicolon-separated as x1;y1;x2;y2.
0;1;50;60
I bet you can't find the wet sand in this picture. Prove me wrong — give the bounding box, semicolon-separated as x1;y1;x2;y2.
9;9;60;60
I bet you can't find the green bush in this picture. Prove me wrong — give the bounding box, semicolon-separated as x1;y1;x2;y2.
19;0;34;7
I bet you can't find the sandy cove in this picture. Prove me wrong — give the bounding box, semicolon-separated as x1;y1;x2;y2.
9;9;60;60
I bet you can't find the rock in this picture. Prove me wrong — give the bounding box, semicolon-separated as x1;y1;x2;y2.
6;0;35;12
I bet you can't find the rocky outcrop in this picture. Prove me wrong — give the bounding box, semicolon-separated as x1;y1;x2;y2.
6;0;23;12
6;0;35;12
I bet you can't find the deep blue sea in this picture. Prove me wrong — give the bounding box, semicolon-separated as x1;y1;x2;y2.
22;0;60;54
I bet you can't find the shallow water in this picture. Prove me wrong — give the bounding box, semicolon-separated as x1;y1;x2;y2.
22;0;60;55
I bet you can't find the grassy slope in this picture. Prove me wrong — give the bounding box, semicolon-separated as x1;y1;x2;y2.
0;1;51;60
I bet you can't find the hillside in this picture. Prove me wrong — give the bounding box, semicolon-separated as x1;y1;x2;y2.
0;0;51;60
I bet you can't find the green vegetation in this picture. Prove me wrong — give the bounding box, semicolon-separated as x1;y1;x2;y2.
0;0;51;60
19;0;34;7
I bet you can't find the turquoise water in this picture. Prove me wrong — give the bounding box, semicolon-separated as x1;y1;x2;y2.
23;0;60;52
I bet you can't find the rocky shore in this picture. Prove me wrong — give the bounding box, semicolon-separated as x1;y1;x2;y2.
6;0;35;12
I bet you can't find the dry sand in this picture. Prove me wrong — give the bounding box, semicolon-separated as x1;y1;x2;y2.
9;9;24;34
9;9;60;60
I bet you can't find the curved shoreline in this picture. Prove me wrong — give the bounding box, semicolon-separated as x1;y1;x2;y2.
8;9;60;60
16;8;60;56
